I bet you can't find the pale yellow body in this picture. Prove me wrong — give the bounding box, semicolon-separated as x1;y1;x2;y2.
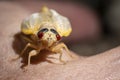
13;6;72;67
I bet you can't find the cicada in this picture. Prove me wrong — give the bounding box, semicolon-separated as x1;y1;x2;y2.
15;6;72;66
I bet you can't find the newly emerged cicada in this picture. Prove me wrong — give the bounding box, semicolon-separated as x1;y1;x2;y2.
14;6;72;66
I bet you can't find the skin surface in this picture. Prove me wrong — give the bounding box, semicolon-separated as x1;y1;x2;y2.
0;1;120;80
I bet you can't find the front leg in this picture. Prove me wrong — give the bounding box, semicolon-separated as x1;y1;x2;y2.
12;43;38;61
23;49;39;71
50;42;72;64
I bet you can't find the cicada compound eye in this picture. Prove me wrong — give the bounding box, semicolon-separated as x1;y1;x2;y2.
37;28;48;39
37;32;44;39
56;34;61;41
50;28;61;41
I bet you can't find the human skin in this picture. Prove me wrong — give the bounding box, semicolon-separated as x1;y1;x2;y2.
0;1;120;80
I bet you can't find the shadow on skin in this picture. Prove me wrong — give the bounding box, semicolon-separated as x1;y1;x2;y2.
12;32;59;68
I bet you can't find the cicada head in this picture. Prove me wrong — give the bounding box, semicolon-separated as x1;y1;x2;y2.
37;23;61;46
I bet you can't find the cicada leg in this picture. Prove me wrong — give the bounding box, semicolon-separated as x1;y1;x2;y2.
50;42;73;64
12;43;38;61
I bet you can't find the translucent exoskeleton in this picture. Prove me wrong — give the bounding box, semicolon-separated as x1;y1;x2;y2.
14;6;72;67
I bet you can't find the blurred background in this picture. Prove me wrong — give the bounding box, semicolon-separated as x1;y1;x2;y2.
0;0;120;56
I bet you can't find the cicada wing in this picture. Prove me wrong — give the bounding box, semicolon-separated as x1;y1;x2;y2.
21;7;72;36
21;13;43;35
50;9;72;37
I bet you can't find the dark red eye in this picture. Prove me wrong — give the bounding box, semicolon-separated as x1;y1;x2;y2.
56;34;61;41
38;32;43;39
